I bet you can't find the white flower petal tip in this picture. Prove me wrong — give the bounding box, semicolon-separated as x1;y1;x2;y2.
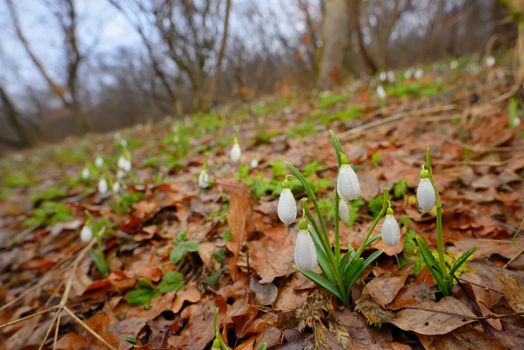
336;164;361;201
118;156;132;172
294;228;317;271
95;157;104;168
381;213;400;247
81;167;90;180
376;85;386;99
80;225;93;242
98;178;108;194
338;199;350;223
112;182;120;194
417;178;436;212
250;158;259;169
277;188;297;225
230;140;242;162
198;169;209;189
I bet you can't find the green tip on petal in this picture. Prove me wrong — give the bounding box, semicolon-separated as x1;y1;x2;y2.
387;207;394;216
234;136;239;145
420;168;429;179
298;218;308;230
339;152;349;165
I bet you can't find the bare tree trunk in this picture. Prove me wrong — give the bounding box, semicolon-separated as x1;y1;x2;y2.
349;0;377;75
0;86;31;147
507;0;524;83
318;0;350;89
208;0;232;108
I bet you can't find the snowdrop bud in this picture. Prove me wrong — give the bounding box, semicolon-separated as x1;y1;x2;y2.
118;156;132;172
294;219;317;271
485;56;495;67
98;178;108;194
379;72;387;82
230;137;241;162
450;60;458;70
376;85;386;100
250;158;259;169
116;170;125;179
112;182;120;194
338;199;350;223
387;70;395;82
336;155;361;201
95;156;104;168
381;208;400;246
81;167;90;180
198;168;209;189
417;169;436;212
404;69;413;80
277;180;297;225
80;224;93;242
414;68;423;80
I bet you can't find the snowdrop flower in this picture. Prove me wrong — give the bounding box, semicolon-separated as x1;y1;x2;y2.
119;139;128;148
485;56;495;67
379;72;387;82
376;85;386;100
277;179;297;225
95;156;104;168
98;178;108;194
417;168;436;212
338;199;350;223
80;224;93;242
81;167;90;180
118;156;132;172
450;60;458;70
112;181;120;194
250;158;259;169
381;207;400;246
198;168;209;189
230;137;241;163
414;69;423;80
387;70;395;82
336;154;361;201
294;219;317;271
116;170;125;179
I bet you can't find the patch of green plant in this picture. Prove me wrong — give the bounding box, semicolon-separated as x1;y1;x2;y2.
23;201;73;228
367;193;385;218
141;156;160;168
399;230;426;274
387;82;444;98
170;231;199;264
371;151;381;166
348;198;365;225
4;172;31;188
206;265;227;288
31;186;66;203
508;97;522;128
286;121;317;138
113;192;144;214
89;250;110;276
393;179;409;198
126;272;185;308
302;161;327;177
320;105;364;124
270;160;287;178
319;93;349;109
223;230;232;242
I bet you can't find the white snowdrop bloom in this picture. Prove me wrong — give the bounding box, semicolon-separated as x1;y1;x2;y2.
337;160;361;201
198;169;209;189
404;69;413;80
119;139;128;148
379;72;387;82
116;170;125;179
376;85;386;100
414;69;423;80
230;138;241;163
98;178;108;194
417;171;436;212
250;158;259;169
294;220;317;271
338;199;350;223
450;60;458;70
81;167;90;180
485;56;495;67
80;224;93;242
277;185;297;225
381;208;400;246
118;156;132;172
387;71;395;82
112;182;121;194
95;156;104;168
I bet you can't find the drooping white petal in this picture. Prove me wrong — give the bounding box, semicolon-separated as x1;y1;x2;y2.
80;225;93;242
112;182;120;194
198;169;209;189
250;158;259;169
376;85;386;99
381;215;400;246
417;178;436;212
230;143;241;162
81;167;90;180
277;188;297;225
338;199;350;223
336;164;361;201
414;68;423;80
98;178;108;194
95;156;104;168
387;71;395;82
294;229;317;271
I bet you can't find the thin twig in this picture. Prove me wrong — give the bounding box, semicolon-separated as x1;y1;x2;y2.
0;306;58;329
63;306;117;350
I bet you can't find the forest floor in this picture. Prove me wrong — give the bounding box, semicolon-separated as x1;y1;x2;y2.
1;54;524;350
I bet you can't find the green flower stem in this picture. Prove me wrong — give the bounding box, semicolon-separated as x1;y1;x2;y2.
334;187;341;262
425;147;447;276
355;188;389;261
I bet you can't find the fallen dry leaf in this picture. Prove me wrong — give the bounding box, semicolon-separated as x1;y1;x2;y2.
390;297;476;335
418;324;509;350
366;265;411;307
497;273;524;313
171;281;201;313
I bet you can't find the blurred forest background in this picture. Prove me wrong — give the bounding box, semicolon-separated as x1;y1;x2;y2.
0;0;518;153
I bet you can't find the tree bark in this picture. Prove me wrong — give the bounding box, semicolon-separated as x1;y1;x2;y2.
318;0;350;89
349;0;377;75
0;86;31;147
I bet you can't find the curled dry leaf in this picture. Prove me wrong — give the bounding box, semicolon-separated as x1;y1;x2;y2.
366;265;411;307
418;324;509;350
390;297;476;335
171;281;201;313
496;272;524;313
249;276;278;306
355;287;394;326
